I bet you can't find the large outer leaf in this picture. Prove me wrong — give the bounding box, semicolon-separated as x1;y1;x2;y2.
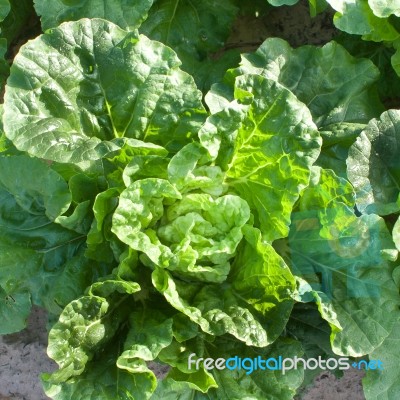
34;0;240;92
316;122;365;178
34;0;154;31
202;74;321;241
0;155;105;318
347;109;400;215
0;155;70;219
363;318;400;399
140;0;238;85
4;19;206;163
335;33;400;102
229;37;383;128
286;167;399;356
0;287;31;335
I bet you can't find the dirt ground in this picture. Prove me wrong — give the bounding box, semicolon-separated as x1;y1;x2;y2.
0;1;367;399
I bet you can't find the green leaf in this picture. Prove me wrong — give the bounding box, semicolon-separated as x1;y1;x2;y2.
117;309;173;364
101;138;168;188
86;187;122;263
0;155;71;220
0;0;33;44
152;268;270;346
329;0;400;41
368;0;400;18
347;109;400;215
229;37;383;128
267;0;299;5
286;302;340;387
0;286;31;334
334;32;400;103
363;318;400;400
155;336;304;400
34;0;155;31
0;0;10;22
140;0;238;77
309;0;328;16
0;38;8;92
4;19;206;163
112;175;252;283
286;167;400;356
167;143;226;196
152;226;295;347
392;213;400;251
43;339;156;400
202;74;321;241
0;0;33;92
45;281;140;384
185;49;241;93
316;122;366;178
0;155;105;314
43;280;160;400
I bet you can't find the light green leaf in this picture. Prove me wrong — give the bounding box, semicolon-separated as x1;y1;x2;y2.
228;225;296;342
329;0;400;41
152;226;295;347
229;37;383;128
112;178;251;283
117;309;173;364
152;268;269;346
45;280;140;384
202;74;321;241
86;187;122;263
167;143;226;196
43;340;156;400
4;19;206;163
392;214;400;251
34;0;154;31
101;138;168;188
347;109;400;215
369;0;400;18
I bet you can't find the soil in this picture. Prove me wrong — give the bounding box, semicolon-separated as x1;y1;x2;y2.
0;1;365;399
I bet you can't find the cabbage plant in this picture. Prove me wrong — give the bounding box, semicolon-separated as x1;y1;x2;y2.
0;1;400;400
